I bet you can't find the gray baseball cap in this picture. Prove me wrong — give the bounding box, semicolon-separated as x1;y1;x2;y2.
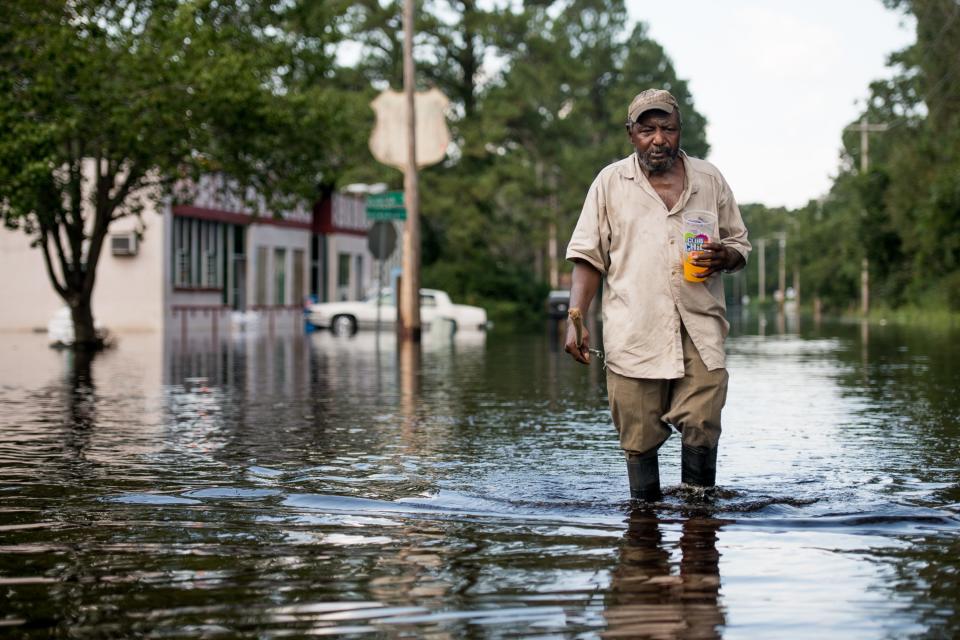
627;89;679;123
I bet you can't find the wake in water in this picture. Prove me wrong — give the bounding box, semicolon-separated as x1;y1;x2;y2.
103;478;960;537
653;484;820;516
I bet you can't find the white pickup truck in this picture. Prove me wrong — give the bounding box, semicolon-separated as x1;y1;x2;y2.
307;288;488;336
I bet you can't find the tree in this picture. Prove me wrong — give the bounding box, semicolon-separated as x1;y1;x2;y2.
0;0;363;348
480;0;709;290
341;0;710;329
783;0;960;314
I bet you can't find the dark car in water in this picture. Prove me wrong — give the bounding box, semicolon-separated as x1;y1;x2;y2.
546;289;571;319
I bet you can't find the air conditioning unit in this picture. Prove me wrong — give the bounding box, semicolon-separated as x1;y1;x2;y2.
111;232;138;257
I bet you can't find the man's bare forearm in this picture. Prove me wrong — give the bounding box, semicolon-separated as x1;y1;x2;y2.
569;260;601;313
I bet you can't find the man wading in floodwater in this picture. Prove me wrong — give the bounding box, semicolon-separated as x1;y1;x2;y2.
564;88;751;502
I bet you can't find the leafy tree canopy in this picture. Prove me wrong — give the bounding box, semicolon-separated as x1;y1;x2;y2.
0;0;369;346
345;0;710;329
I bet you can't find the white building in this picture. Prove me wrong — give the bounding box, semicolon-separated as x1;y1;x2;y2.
0;176;400;339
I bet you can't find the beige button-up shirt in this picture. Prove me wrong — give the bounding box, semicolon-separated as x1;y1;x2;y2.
566;152;751;379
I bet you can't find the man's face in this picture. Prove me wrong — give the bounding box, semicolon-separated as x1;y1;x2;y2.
628;109;681;174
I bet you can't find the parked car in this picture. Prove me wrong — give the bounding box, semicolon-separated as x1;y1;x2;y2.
307;288;488;336
546;289;571;319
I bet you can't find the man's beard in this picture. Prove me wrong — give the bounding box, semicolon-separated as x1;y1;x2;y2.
637;144;679;174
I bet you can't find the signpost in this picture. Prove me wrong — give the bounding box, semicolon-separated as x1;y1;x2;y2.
366;196;405;334
369;40;450;342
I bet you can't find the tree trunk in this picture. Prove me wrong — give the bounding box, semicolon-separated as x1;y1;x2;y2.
69;297;102;351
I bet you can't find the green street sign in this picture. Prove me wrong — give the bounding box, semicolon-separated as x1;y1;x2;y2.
366;207;407;220
366;191;406;220
367;191;403;208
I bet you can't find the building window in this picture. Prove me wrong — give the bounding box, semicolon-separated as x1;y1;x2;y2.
231;226;246;310
202;221;219;287
337;252;350;301
337;253;350;287
309;236;320;298
173;217;226;290
255;246;268;306
355;254;364;300
173;216;190;287
274;248;287;306
337;253;350;301
292;249;305;307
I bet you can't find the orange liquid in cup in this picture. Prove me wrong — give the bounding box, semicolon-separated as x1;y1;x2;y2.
683;252;708;282
683;229;710;282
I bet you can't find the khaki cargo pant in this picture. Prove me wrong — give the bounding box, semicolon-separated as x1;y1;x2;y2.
606;325;728;455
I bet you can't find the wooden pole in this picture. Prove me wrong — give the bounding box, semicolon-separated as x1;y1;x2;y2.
793;266;800;309
399;0;421;342
758;238;766;303
846;116;887;317
777;233;786;310
547;167;559;288
861;257;870;317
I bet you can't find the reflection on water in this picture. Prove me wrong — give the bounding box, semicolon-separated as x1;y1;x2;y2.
1;314;959;637
604;512;725;639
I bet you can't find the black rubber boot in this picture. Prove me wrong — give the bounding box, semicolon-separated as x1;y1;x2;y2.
626;449;662;502
681;444;718;487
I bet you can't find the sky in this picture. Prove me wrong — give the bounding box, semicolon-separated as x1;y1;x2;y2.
628;0;916;208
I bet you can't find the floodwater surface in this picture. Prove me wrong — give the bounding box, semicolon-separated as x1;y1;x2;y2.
0;314;958;638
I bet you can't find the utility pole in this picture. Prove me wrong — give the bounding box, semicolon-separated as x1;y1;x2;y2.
548;169;559;289
758;238;766;303
846;116;887;316
793;267;801;309
535;159;559;287
548;222;558;288
399;0;421;341
776;232;787;310
850;116;888;176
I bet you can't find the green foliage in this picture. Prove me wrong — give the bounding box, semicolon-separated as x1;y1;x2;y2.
742;0;960;316
0;0;367;345
2;0;715;337
346;0;709;331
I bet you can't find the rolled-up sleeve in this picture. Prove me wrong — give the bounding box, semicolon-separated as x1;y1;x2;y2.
565;177;611;274
717;175;751;270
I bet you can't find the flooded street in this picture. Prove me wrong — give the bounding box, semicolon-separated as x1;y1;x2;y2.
1;315;959;638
